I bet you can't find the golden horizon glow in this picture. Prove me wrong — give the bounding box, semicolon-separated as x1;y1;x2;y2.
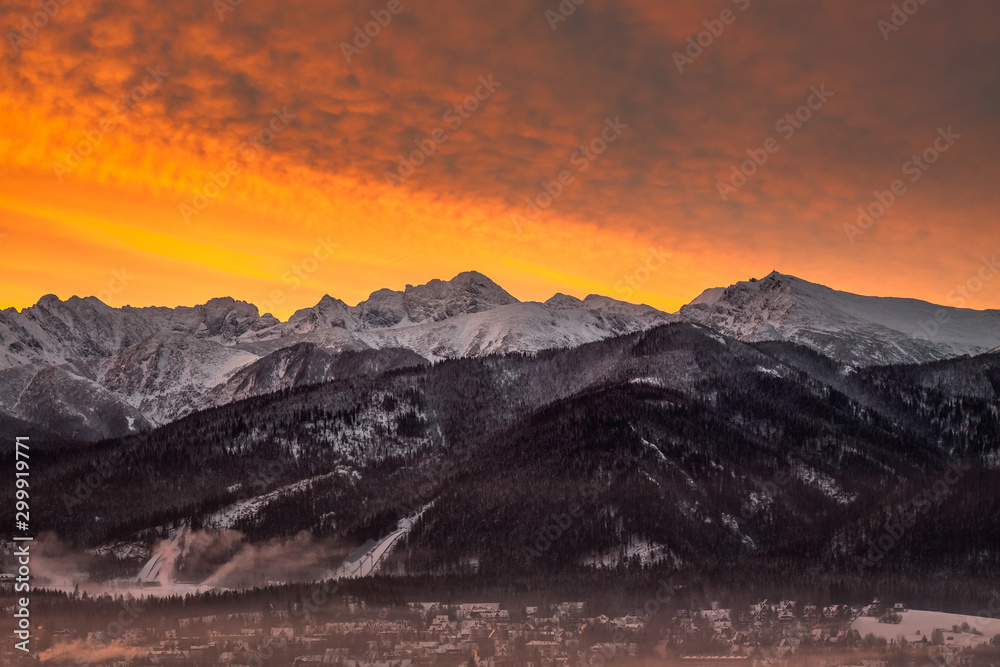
2;0;999;320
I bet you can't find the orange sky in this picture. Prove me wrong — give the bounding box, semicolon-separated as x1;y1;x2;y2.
1;0;998;319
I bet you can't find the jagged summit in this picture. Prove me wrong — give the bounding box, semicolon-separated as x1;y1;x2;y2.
0;271;674;439
545;293;585;310
5;269;999;440
680;272;1000;366
353;270;520;328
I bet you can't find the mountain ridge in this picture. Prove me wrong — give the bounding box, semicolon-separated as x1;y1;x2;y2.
0;271;675;439
680;271;1000;366
18;322;999;582
3;269;999;441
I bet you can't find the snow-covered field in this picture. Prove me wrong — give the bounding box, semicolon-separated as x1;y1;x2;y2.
851;610;1000;648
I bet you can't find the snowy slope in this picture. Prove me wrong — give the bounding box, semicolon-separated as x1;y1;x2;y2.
358;300;675;361
0;295;272;371
8;268;999;440
96;333;262;425
681;272;1000;366
0;272;674;438
0;363;152;440
236;273;673;362
851;610;1000;648
354;270;519;327
0;296;160;371
241;271;521;339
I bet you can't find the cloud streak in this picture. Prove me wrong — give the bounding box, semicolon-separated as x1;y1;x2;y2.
1;0;998;316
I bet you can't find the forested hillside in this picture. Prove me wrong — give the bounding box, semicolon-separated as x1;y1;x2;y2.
7;324;998;588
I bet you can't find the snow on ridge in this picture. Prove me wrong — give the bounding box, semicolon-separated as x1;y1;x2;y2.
792;462;857;504
206;469;352;530
689;286;725;307
0;272;676;436
357;300;674;361
640;436;668;463
680;272;1000;366
581;538;680;569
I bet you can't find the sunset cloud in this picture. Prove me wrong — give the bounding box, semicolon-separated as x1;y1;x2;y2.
2;0;998;317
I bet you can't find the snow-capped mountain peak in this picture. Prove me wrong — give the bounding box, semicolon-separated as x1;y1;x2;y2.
9;268;995;441
286;295;356;333
545;293;585;310
384;270;519;325
0;272;676;440
680;271;1000;366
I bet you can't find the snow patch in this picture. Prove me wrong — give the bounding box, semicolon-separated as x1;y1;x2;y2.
851;610;1000;648
581;538;680;569
792;463;857;504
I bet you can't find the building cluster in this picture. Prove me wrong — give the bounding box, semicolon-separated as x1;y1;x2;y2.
4;598;996;667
